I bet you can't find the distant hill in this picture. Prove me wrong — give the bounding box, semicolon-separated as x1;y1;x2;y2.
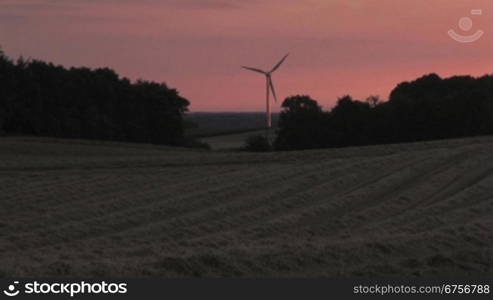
185;112;279;137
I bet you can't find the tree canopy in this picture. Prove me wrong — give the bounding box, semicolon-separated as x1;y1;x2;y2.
0;49;189;146
275;74;493;150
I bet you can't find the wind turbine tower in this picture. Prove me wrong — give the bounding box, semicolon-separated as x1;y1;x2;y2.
242;54;289;129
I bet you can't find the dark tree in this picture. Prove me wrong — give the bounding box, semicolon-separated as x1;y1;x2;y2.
274;95;325;150
0;48;190;146
325;95;372;147
273;73;493;150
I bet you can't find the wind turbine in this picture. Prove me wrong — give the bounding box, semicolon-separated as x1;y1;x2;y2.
242;53;289;129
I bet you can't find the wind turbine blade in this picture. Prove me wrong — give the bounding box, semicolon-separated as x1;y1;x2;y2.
270;53;289;73
268;77;277;102
241;66;267;74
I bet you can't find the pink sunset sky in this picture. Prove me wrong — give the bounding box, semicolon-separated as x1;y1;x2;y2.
1;0;492;111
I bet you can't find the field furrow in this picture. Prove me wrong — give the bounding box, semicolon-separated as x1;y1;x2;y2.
0;137;492;277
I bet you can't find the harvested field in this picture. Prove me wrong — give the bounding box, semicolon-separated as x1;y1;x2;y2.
0;136;492;277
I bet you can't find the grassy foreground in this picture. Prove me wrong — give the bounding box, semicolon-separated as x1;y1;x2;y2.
0;136;492;276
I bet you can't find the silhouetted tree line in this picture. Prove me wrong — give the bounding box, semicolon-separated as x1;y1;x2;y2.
275;73;493;150
0;49;190;145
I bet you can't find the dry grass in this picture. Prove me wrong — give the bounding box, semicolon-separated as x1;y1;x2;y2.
0;136;492;277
